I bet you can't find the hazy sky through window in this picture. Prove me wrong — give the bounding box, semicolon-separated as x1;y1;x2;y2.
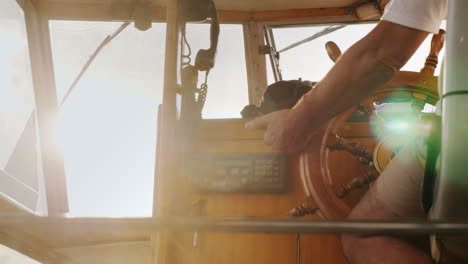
0;0;35;169
268;22;446;84
50;21;166;216
0;245;40;264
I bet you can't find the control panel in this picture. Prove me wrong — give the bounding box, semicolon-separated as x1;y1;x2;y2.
189;153;286;193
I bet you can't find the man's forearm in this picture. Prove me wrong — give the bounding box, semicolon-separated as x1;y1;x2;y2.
285;21;429;138
289;44;398;137
287;42;398;135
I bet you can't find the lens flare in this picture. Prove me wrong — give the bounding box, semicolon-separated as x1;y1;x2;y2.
384;119;410;134
370;102;419;151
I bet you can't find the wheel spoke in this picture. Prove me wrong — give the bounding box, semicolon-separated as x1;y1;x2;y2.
326;134;374;161
290;195;319;217
333;167;379;199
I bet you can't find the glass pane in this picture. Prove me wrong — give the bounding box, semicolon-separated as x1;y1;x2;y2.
185;24;249;119
271;24;375;82
0;245;41;264
0;0;35;169
270;22;446;83
0;0;39;213
50;21;166;217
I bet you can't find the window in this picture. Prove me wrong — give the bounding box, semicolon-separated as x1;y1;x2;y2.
50;21;166;217
267;22;446;84
0;0;39;212
267;23;375;83
50;21;249;216
184;24;249;119
0;245;41;264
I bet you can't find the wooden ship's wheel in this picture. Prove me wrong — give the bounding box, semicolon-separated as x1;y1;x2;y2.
292;30;445;219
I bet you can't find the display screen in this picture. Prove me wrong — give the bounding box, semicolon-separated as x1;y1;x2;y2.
215;159;251;167
191;153;286;193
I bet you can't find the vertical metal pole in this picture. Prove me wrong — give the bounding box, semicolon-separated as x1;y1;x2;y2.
264;26;282;82
432;0;468;221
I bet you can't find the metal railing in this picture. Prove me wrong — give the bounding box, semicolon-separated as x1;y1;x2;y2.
2;214;468;236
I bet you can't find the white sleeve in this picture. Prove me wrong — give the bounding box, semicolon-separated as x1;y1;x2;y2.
381;0;447;34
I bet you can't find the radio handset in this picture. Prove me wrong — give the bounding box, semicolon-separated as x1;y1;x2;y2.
179;0;219;122
194;2;219;72
181;0;220;72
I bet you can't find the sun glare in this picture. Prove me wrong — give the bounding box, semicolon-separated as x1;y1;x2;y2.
49;21;169;217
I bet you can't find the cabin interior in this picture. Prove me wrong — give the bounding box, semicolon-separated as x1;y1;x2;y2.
0;0;465;263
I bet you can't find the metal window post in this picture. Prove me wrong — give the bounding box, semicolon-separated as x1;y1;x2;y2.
432;0;468;221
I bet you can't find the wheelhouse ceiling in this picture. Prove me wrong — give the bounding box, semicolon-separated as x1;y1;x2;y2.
46;0;361;11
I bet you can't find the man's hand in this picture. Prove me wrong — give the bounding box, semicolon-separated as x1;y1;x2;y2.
244;109;308;153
